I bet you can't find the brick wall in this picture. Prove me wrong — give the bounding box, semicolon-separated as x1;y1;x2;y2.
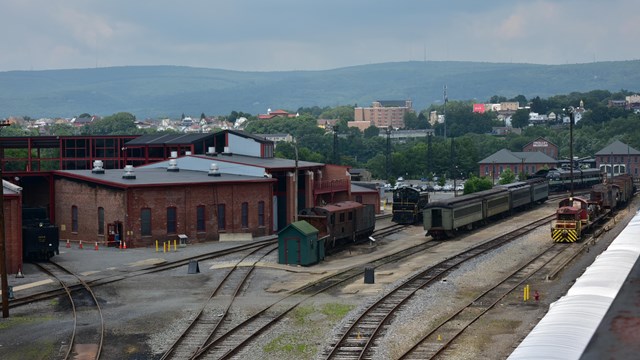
3;195;22;274
55;178;274;247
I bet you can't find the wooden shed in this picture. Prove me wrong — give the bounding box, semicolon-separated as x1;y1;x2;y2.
278;220;325;266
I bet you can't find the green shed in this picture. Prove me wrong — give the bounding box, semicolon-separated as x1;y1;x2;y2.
278;220;325;266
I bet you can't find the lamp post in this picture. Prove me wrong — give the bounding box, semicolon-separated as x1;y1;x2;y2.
385;126;391;182
0;120;11;317
566;107;575;197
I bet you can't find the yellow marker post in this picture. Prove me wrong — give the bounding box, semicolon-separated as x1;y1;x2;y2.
437;334;442;341
174;239;177;251
524;284;530;301
155;240;159;252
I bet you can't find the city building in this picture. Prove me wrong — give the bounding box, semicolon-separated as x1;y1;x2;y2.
354;100;413;129
478;149;557;182
522;137;559;160
595;140;640;178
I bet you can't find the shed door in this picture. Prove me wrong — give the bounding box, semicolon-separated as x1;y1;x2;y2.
284;237;301;264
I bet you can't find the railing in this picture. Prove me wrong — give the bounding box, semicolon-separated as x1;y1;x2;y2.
314;178;349;193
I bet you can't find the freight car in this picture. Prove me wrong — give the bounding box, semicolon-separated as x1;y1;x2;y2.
423;178;549;240
22;207;60;260
531;167;602;191
298;201;376;250
392;186;429;224
551;174;634;243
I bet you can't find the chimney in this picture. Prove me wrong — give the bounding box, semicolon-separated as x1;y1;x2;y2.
208;163;221;177
167;159;179;172
122;165;136;179
92;160;105;174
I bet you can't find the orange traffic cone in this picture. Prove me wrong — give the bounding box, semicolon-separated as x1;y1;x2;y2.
94;242;99;251
78;240;83;249
66;239;70;248
123;241;127;249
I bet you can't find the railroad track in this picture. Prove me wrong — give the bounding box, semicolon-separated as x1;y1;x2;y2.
9;238;278;309
398;242;567;359
36;261;105;360
322;214;556;360
189;234;441;359
160;243;278;360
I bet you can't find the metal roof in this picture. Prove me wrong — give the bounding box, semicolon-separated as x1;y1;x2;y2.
53;167;273;189
509;210;640;360
124;133;214;145
479;148;557;164
594;140;640;155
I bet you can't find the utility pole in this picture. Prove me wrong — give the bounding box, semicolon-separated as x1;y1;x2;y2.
386;126;392;181
443;85;448;139
566;107;575;197
293;138;299;222
0;120;11;318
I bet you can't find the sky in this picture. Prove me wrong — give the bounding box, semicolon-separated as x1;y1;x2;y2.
1;0;639;72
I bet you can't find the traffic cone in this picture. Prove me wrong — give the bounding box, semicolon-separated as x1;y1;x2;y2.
123;241;127;249
16;267;24;278
66;239;70;248
78;240;83;249
94;242;99;251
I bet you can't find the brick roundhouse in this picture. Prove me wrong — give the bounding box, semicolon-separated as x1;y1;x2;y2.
54;166;275;247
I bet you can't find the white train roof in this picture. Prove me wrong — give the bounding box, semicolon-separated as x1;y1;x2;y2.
509;210;640;360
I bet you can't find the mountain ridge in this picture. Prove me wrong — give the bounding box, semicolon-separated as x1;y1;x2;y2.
1;60;638;118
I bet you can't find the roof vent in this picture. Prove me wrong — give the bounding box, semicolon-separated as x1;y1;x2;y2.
208;163;221;177
167;159;179;172
122;165;136;179
206;146;216;155
92;160;105;174
185;151;192;156
170;151;178;158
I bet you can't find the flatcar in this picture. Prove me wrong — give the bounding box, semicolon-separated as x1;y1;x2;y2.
298;201;375;249
551;174;635;243
423;178;549;240
532;167;602;191
392;186;429;224
22;207;60;260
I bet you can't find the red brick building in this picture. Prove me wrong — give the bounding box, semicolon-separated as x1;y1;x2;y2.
2;180;23;274
54;167;276;247
522;137;559;160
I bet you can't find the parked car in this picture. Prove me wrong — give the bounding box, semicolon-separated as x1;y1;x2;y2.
456;184;464;191
443;184;453;191
433;184;442;191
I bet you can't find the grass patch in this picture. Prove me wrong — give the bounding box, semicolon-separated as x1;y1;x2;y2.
263;334;314;359
321;303;353;320
0;314;54;330
3;341;57;360
292;305;315;325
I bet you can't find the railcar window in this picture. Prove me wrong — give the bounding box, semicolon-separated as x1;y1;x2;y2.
454;204;482;218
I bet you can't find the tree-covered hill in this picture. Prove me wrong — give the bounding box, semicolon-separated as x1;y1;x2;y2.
1;60;639;118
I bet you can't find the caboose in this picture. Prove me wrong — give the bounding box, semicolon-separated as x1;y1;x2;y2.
298;201;375;250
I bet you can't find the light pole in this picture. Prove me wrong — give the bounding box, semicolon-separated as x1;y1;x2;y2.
293;138;298;222
0;120;11;317
443;85;448;139
385;126;391;182
566;106;575;197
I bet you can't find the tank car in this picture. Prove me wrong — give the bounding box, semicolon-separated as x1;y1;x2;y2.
298;201;375;249
22;207;60;260
392;186;429;225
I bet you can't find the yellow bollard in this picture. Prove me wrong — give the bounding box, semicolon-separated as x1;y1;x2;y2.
524;284;530;301
437;334;442;341
155;240;159;252
163;242;166;253
174;239;177;251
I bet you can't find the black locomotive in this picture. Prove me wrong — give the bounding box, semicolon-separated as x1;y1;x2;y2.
298;201;376;250
392;186;429;224
22;207;60;260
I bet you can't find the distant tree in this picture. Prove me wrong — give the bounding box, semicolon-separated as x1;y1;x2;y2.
403;111;419;129
510;95;527;107
82;112;137;135
78;113;92;119
511;109;530;129
201;112;206;120
50;123;76;136
463;175;492;194
489;95;507;103
363;125;380;138
499;168;516;184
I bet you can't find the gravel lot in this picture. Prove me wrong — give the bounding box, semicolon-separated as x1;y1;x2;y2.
1;198;637;360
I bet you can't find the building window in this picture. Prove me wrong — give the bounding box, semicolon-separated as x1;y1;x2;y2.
356;195;363;203
258;201;265;227
196;205;205;232
167;207;177;234
218;204;226;231
98;207;104;235
241;202;249;228
71;206;78;233
141;208;151;236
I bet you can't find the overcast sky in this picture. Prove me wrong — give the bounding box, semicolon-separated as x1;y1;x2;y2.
2;0;639;72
